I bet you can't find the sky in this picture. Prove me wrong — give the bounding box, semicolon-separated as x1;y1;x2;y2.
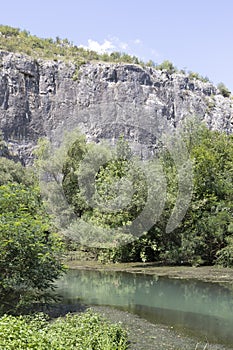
1;0;233;91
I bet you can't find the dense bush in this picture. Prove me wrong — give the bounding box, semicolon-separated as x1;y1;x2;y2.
217;82;231;98
0;311;128;350
56;122;233;267
124;123;233;267
0;157;35;186
155;60;177;74
0;183;65;314
0;157;65;314
188;71;210;83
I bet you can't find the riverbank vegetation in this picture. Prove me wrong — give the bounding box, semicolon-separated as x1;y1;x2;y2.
1;25;232;349
39;120;233;268
0;311;128;350
1;120;233;314
0;157;65;315
0;142;129;349
0;118;232;348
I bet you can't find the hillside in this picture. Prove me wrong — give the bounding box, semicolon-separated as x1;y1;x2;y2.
0;25;232;163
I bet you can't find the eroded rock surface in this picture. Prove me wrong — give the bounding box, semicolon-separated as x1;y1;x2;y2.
0;50;232;163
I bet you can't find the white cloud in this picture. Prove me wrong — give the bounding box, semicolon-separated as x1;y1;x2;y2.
119;41;128;51
134;39;142;45
85;39;115;53
80;37;130;54
107;36;128;52
79;37;160;64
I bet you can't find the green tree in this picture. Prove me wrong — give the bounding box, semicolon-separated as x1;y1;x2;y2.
113;122;233;266
177;125;233;265
0;157;35;186
217;82;231;98
60;135;147;249
62;133;89;217
62;135;147;228
0;25;20;37
0;182;65;314
36;124;233;267
156;60;177;74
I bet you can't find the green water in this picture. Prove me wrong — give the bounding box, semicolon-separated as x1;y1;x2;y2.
55;269;233;347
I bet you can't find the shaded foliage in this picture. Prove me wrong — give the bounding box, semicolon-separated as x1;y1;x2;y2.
35;121;233;267
60;123;233;267
0;158;65;315
217;82;231;98
133;123;233;266
62;136;147;229
0;157;35;186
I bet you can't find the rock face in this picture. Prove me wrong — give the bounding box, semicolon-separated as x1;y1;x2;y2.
0;50;232;163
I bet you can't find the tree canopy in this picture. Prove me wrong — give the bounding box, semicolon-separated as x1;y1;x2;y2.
36;121;233;267
0;158;65;315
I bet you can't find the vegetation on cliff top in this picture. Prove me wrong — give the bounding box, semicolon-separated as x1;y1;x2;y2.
1;24;230;92
0;24;143;66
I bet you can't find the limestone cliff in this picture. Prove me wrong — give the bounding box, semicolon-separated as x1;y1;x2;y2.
0;50;232;163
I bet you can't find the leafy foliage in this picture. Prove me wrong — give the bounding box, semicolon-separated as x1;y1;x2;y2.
135;123;233;266
179;126;233;265
1;24;224;87
36;122;233;267
62;133;89;217
0;132;36;185
0;158;65;314
0;157;35;186
64;123;233;267
61;135;147;238
217;82;231;98
0;24;143;67
0;311;128;349
155;60;177;74
188;71;210;83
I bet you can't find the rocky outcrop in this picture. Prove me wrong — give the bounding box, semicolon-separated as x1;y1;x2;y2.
0;50;232;163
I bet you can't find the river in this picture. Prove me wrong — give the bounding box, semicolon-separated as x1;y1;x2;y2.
55;269;233;348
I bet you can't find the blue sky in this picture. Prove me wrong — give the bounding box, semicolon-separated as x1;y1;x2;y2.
1;0;233;91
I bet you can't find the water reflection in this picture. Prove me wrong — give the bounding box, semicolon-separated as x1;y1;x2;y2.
55;269;233;346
